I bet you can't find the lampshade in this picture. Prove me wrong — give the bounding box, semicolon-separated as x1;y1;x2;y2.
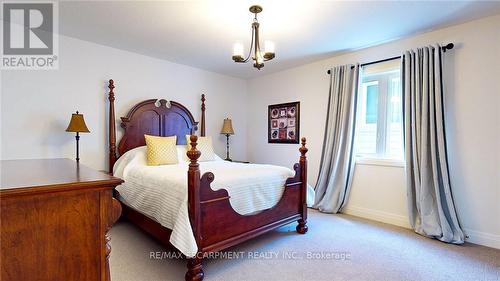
65;111;90;133
220;118;234;135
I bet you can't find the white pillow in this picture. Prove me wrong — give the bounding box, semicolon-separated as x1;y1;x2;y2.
176;145;189;162
185;136;216;162
177;144;224;162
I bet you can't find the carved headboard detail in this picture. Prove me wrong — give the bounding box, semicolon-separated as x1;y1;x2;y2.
107;79;206;172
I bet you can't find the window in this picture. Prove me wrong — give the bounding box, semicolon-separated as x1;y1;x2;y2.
355;59;403;162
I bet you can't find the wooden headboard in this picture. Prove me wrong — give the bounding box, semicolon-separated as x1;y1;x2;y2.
107;79;206;172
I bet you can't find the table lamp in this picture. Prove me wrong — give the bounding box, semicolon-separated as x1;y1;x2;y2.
220;118;235;161
66;111;90;162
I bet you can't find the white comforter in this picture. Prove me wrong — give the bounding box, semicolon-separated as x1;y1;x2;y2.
114;146;314;257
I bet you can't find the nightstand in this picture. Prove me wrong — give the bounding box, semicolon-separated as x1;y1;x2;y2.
225;160;250;164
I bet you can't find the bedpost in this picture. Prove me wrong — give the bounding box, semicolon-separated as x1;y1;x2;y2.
186;135;204;281
297;137;308;234
200;94;206;137
108;79;118;174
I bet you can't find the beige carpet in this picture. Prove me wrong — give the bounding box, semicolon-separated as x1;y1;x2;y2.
109;210;500;281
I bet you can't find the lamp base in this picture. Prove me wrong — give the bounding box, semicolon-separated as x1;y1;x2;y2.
225;134;232;162
75;133;80;162
225;158;232;162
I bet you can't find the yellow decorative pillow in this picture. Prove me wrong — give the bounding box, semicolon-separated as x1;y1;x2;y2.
185;135;215;162
144;135;178;165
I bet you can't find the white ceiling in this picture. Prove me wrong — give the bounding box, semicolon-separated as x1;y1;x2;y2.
59;1;500;79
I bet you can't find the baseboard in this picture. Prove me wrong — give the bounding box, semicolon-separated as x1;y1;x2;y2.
342;206;500;249
463;228;500;249
342;205;412;229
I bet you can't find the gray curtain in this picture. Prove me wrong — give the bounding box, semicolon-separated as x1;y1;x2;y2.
314;64;359;213
403;44;464;244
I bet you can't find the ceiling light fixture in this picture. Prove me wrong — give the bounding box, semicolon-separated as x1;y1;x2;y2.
232;5;275;70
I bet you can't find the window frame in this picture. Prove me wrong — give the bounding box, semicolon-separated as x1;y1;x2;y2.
355;65;404;165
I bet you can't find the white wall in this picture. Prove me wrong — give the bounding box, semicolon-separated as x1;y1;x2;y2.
1;35;248;171
247;15;500;248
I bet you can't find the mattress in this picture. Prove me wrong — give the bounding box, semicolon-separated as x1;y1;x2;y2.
113;146;315;257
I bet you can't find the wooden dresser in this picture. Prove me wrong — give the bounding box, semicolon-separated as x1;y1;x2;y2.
0;159;123;281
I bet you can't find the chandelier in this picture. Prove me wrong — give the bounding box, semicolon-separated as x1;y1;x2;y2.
232;5;275;70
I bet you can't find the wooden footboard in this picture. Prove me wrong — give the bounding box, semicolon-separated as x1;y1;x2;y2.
185;135;308;281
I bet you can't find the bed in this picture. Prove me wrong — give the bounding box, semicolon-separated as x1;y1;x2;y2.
106;79;310;281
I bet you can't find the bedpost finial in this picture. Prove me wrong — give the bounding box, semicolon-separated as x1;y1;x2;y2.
190;135;198;145
108;79;114;91
201;94;206;111
200;94;206;137
299;137;308;157
187;135;201;165
108;79;115;101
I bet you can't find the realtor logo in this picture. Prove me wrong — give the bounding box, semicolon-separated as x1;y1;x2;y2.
1;2;58;69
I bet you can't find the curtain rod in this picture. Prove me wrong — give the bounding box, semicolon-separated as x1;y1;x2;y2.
326;43;454;74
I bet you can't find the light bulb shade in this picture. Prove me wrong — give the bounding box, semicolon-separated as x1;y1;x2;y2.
264;40;275;54
233;43;244;57
255;50;264;66
232;43;245;62
66;112;90;133
220;118;235;135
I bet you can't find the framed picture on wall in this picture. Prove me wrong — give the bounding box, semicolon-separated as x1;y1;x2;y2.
268;101;300;144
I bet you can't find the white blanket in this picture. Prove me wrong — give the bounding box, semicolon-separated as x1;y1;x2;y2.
114;146;314;257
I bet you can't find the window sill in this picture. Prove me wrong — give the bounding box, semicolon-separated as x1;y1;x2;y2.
355;157;405;168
